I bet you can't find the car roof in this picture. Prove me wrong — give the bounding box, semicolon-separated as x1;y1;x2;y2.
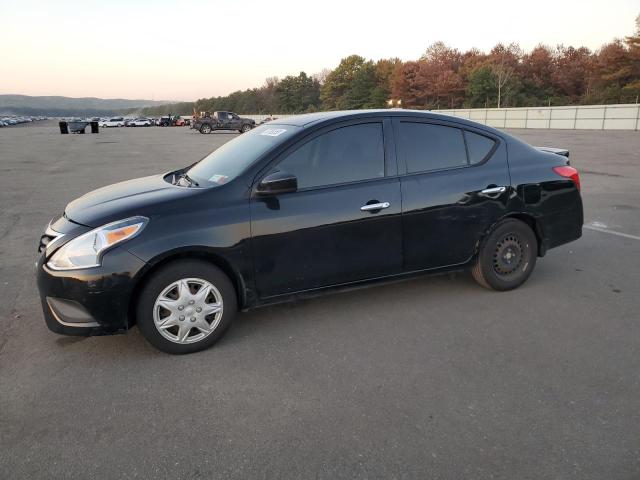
269;109;502;135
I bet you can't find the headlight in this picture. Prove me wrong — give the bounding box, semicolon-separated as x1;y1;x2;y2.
47;216;147;270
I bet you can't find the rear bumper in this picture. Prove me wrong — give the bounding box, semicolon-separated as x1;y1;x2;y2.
36;246;147;336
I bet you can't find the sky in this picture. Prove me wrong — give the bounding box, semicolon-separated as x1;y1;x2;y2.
0;0;638;102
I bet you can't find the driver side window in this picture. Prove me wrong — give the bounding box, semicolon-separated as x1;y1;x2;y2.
276;123;385;189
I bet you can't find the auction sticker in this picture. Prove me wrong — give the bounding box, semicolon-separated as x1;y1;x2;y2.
260;128;287;137
209;174;229;184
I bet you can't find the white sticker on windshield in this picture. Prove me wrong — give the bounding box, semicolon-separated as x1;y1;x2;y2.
260;128;287;137
209;174;229;184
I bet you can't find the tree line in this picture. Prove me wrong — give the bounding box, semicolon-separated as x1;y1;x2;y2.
141;15;640;116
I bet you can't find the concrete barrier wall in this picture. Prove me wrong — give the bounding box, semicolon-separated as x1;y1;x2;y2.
435;104;640;130
243;104;640;130
242;114;295;123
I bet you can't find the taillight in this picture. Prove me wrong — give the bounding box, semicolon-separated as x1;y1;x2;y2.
552;166;581;192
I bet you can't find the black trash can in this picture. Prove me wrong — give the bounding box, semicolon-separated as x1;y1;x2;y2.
59;121;69;134
90;121;99;134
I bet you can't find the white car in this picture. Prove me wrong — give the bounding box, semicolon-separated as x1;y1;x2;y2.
132;118;152;127
101;117;125;127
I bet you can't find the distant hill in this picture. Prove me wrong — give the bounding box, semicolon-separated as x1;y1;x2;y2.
0;94;173;116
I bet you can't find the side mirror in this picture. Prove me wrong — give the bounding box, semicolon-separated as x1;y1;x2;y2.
256;171;297;196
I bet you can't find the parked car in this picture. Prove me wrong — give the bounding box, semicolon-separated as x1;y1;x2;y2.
101;117;125;128
36;110;583;354
193;111;255;134
132;118;153;127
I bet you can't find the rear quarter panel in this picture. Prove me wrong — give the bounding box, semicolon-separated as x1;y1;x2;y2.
506;138;583;252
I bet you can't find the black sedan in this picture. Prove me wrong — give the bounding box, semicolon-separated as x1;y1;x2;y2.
36;110;583;354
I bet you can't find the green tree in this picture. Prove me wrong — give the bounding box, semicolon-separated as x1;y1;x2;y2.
276;72;321;113
342;61;378;109
466;66;496;107
320;55;368;109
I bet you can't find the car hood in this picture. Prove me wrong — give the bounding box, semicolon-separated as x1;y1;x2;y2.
65;174;196;227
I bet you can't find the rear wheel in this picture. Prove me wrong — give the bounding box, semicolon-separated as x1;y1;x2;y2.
471;219;537;291
200;124;212;134
136;260;237;354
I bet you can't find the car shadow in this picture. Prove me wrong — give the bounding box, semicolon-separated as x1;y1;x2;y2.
57;266;552;359
77;271;476;358
217;270;480;348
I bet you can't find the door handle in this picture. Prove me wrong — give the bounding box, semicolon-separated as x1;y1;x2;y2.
480;186;507;194
360;202;390;211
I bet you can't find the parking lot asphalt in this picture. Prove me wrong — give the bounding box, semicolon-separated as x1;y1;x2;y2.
1;123;639;479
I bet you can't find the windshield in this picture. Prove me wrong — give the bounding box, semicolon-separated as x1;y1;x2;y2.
187;124;300;187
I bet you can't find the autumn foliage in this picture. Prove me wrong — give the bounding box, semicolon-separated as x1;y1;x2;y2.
142;16;640;116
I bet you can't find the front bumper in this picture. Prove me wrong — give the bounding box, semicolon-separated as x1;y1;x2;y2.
36;245;147;336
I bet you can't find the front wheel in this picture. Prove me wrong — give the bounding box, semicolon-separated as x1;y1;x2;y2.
200;124;212;134
240;124;252;133
136;260;237;354
471;219;537;291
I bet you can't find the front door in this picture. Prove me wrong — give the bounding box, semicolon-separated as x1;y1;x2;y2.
251;120;402;298
227;113;242;130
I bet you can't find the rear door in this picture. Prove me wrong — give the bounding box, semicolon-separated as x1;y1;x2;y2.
216;112;229;128
251;118;402;298
393;118;510;271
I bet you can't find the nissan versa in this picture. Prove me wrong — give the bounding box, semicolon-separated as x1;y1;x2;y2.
36;110;583;354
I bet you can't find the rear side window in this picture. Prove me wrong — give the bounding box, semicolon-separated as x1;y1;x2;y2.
464;131;496;164
399;123;467;173
277;123;385;189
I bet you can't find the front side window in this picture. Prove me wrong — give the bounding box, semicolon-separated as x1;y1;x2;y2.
276;123;385;189
399;122;467;173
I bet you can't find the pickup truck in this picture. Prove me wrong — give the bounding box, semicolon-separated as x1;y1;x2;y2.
193;111;255;134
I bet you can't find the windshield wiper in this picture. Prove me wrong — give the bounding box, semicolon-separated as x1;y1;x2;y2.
173;172;199;187
183;173;199;187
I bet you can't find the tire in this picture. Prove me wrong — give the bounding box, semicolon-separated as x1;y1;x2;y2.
471;219;537;291
200;124;212;134
240;124;252;133
136;260;237;354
